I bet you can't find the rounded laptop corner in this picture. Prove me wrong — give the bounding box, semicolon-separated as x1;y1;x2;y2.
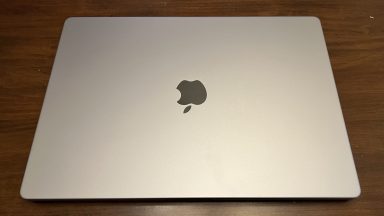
64;17;77;26
308;16;322;25
350;184;361;198
20;185;32;200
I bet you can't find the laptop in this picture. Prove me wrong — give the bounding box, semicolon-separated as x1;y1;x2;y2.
21;17;360;199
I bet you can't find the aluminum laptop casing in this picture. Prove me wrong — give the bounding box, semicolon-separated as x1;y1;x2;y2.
21;17;360;199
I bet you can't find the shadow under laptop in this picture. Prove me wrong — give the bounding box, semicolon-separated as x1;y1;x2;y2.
30;197;352;204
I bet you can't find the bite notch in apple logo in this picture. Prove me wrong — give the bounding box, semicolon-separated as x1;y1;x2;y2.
177;80;207;113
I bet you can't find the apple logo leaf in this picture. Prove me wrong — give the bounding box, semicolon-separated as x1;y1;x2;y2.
184;105;192;113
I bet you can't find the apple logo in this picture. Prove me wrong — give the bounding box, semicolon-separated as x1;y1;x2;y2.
177;80;207;113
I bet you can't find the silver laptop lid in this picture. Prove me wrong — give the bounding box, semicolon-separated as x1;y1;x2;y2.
21;17;360;199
